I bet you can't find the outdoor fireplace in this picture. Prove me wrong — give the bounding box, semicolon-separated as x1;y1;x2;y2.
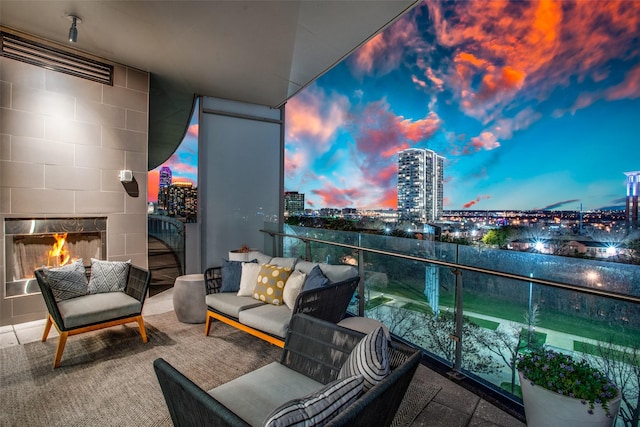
4;217;107;297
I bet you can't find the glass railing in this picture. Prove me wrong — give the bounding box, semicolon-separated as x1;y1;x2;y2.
264;225;640;425
148;215;185;275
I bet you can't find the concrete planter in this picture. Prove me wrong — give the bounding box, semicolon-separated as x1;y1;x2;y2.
518;371;621;427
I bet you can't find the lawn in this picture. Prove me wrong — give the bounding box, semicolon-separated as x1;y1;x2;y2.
574;341;640;364
374;281;639;348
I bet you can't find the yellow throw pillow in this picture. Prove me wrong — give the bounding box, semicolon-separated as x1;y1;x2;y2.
253;264;292;306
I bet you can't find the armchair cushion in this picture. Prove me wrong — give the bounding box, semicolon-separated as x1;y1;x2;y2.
209;362;323;426
254;264;292;305
58;291;142;329
264;374;364;427
88;259;130;294
338;326;390;391
43;259;88;301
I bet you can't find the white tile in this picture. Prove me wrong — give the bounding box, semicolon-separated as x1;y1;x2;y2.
0;331;19;348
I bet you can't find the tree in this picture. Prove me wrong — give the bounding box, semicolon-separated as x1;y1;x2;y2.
370;305;501;376
481;226;517;248
584;340;640;427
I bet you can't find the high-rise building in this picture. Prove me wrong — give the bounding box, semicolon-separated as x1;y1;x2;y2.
284;191;305;216
159;166;172;188
157;166;173;212
397;148;445;223
625;171;640;231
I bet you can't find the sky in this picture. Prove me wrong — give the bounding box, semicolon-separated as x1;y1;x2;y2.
284;0;640;212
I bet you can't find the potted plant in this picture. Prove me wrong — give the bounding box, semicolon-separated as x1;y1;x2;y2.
516;347;621;427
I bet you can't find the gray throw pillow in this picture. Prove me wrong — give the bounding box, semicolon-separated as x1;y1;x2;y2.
43;259;88;301
302;265;329;291
88;258;131;294
221;258;257;292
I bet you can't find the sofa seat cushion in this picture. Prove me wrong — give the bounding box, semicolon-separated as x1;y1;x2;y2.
209;362;323;427
206;293;264;318
238;303;292;338
58;292;142;329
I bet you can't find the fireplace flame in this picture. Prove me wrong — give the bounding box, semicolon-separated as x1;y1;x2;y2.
48;233;71;267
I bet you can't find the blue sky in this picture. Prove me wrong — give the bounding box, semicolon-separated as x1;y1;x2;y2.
284;0;640;211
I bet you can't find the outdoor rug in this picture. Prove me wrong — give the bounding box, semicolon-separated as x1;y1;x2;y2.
0;310;439;426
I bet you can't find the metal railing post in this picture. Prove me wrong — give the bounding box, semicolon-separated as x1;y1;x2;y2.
450;268;465;379
305;240;311;261
358;249;365;317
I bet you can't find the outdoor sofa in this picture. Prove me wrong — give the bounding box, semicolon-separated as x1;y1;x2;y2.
204;251;360;347
156;313;422;427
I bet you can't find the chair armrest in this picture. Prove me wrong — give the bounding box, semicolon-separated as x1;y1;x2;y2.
34;269;65;328
124;266;151;305
204;266;222;294
292;276;359;324
280;314;364;384
153;358;250;427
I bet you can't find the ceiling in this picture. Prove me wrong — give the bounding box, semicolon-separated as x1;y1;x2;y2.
0;0;419;167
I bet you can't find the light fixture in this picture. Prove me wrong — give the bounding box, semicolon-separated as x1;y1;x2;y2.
67;15;81;43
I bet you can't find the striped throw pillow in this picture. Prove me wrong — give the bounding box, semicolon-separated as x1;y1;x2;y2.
338;326;390;391
263;375;363;427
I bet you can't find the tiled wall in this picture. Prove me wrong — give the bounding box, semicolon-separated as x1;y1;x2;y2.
0;53;149;326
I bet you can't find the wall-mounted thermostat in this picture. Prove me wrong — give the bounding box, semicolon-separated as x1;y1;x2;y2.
119;170;133;183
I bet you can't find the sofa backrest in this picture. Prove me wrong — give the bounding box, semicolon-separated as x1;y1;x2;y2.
294;260;357;283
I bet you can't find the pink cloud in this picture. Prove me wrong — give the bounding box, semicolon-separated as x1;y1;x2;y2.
427;0;640;128
285;87;349;150
312;184;363;208
187;123;198;138
471;132;500;151
606;65;640;101
463;195;491;209
349;12;420;77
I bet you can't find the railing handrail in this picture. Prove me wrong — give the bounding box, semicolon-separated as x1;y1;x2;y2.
261;229;640;305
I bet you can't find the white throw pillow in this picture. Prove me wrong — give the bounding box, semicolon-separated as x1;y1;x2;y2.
237;262;262;297
283;270;306;310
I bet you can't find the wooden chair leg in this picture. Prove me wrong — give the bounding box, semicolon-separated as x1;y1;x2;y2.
53;332;68;368
136;316;148;343
42;315;53;342
204;312;212;336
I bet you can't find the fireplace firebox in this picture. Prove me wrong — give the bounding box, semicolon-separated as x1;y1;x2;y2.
4;217;107;297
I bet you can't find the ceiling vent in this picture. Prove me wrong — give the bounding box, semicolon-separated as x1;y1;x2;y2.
0;31;113;85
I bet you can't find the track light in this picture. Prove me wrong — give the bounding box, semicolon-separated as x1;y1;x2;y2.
67;15;81;43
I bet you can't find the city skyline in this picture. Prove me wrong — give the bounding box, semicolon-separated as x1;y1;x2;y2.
284;0;640;212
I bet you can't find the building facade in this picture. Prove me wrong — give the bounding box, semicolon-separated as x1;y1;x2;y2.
284;191;305;216
625;171;640;231
397;148;445;223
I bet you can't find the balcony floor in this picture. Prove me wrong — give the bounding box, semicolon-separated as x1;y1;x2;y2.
0;287;525;426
